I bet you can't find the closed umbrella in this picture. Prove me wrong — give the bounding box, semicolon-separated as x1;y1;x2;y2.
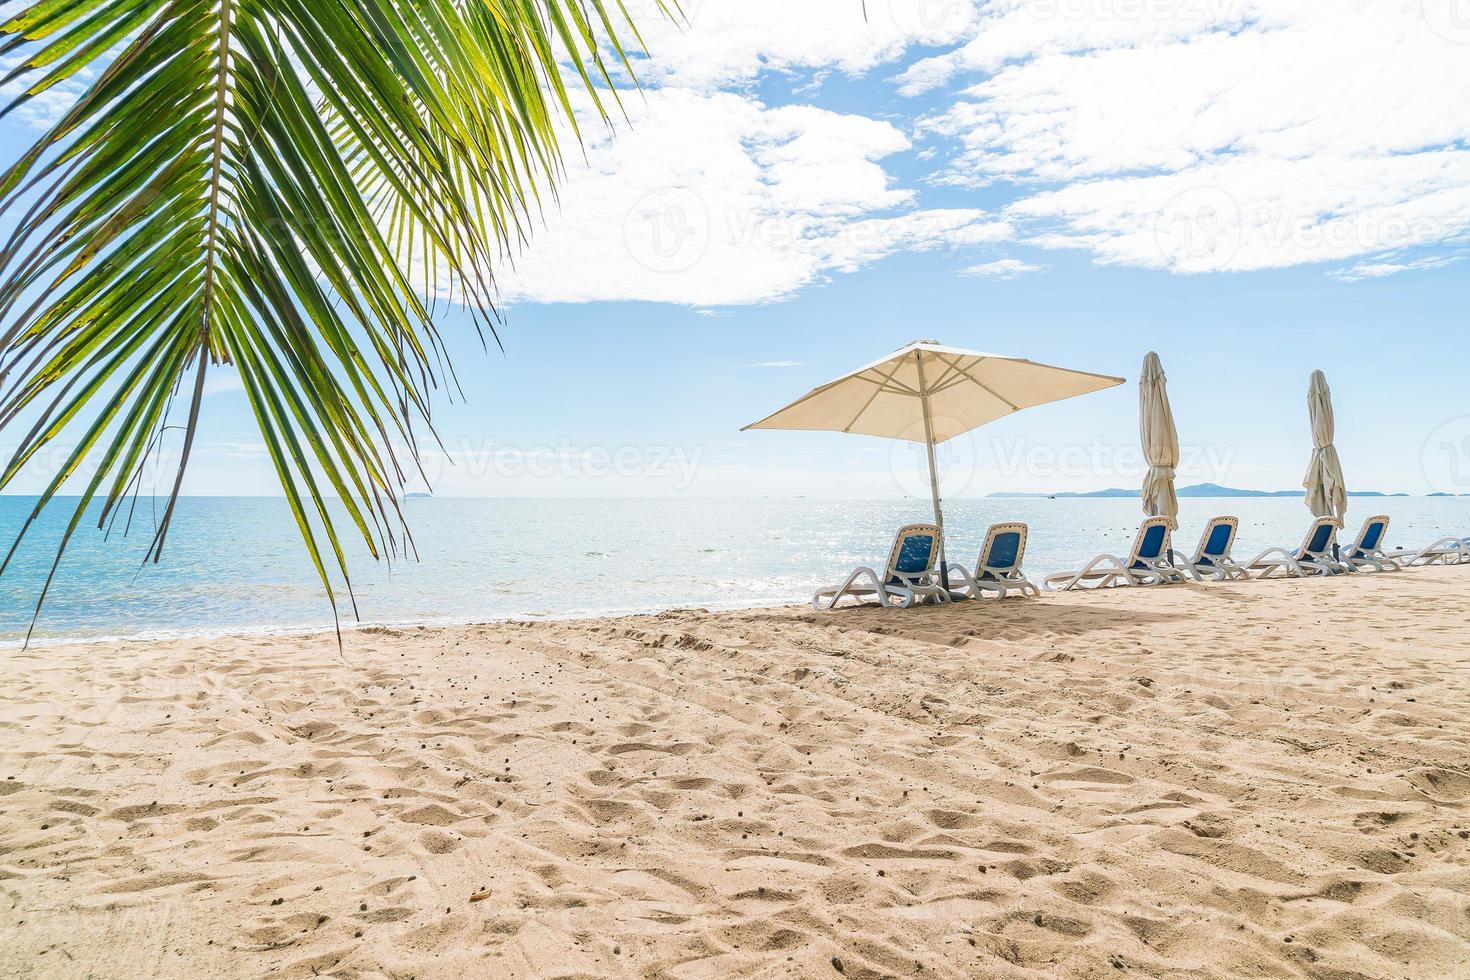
1139;351;1179;520
1303;369;1346;519
743;340;1124;584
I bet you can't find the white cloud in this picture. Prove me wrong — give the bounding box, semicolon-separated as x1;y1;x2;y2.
1012;152;1470;273
960;257;1046;278
619;0;979;91
898;0;1261;95
498;89;1009;305
0;52;95;129
1328;253;1464;282
913;0;1470;274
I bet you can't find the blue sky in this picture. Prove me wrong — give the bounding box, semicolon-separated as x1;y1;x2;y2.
2;0;1468;500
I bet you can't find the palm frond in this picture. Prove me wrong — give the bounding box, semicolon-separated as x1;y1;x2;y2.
0;0;666;642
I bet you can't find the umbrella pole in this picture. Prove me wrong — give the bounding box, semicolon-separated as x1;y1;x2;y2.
915;354;948;593
924;426;949;592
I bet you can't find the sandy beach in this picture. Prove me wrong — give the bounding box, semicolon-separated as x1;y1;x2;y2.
2;567;1468;979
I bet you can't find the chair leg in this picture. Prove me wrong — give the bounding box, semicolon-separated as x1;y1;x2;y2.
945;564;979;600
813;567;884;611
1046;554;1130;592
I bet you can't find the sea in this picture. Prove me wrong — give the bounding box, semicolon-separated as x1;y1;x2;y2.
2;495;1467;645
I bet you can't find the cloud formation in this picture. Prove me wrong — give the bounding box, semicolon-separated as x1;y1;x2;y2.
1328;253;1464;282
497;89;1007;305
960;258;1046;279
619;0;979;91
9;0;1465;307
914;0;1470;274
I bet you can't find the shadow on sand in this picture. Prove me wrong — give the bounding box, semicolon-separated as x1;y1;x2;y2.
782;594;1181;648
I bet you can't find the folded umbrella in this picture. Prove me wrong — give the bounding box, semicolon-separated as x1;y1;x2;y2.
1139;351;1180;520
1304;369;1347;520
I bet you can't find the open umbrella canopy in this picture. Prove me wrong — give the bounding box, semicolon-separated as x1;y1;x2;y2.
743;341;1124;591
1139;352;1180;520
743;341;1124;444
1304;369;1347;519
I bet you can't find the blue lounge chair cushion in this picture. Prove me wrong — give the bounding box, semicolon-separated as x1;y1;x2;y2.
888;533;935;585
1130;522;1169;568
1304;523;1334;555
987;531;1021;571
1356;520;1385;554
1203;522;1232;559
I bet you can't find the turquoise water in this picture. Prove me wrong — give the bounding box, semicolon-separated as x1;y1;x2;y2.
1;495;1467;644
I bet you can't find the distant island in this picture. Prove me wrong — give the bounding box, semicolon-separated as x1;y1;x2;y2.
990;482;1413;499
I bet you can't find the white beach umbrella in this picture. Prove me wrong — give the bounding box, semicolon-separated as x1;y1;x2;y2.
1139;351;1180;520
1303;369;1347;519
743;340;1124;581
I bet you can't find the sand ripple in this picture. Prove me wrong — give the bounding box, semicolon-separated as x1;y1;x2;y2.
2;567;1469;977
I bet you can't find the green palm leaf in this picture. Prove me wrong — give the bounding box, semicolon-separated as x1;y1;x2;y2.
0;0;668;642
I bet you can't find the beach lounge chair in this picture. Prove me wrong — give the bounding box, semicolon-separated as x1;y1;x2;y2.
1173;516;1249;582
944;522;1040;599
1245;516;1349;578
1339;515;1401;572
812;523;948;610
1043;516;1183;591
1385;536;1470;566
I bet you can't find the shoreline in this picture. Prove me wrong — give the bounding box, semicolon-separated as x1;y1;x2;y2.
5;495;1467;651
0;594;809;651
7;552;1467;652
